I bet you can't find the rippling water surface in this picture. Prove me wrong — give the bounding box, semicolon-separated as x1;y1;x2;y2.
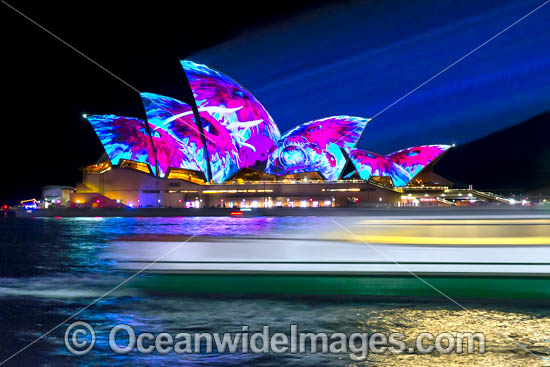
1;217;548;366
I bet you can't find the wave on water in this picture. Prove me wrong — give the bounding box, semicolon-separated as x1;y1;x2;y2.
0;274;139;299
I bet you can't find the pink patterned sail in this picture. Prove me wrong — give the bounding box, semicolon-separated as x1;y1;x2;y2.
278;116;368;150
149;124;201;178
141;92;246;182
266;116;368;180
386;145;451;178
346;148;411;187
141;93;207;177
86;114;158;175
197;108;241;182
181;60;280;180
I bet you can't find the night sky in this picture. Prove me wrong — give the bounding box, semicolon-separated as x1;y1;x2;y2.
3;0;549;204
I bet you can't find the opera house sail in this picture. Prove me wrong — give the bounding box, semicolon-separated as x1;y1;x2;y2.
266;116;368;180
181;60;281;183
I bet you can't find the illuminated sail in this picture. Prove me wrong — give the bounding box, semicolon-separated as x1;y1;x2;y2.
386;145;451;178
140;93;207;177
346;148;411;187
181;60;280;181
266;116;368;180
86;114;158;175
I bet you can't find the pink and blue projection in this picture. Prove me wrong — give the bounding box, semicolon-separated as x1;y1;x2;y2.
265;116;368;180
346;148;411;187
86;114;158;175
386;145;451;178
140;93;207;177
87;61;450;186
181;60;281;181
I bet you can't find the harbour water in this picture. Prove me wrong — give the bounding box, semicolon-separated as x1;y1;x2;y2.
1;217;548;366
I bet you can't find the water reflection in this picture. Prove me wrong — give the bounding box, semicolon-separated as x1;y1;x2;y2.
1;217;548;366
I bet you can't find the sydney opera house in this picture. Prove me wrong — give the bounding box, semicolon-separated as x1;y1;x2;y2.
72;60;455;208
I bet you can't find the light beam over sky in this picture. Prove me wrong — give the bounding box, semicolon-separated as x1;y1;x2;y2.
191;0;549;153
